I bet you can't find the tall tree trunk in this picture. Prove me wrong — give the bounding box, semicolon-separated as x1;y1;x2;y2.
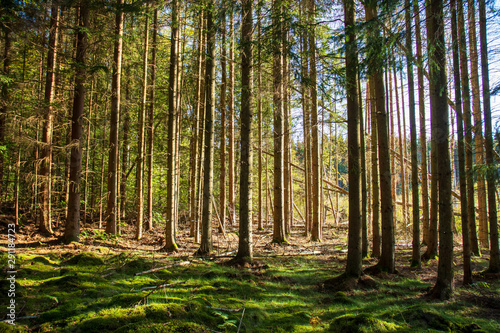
218;12;227;234
366;2;395;273
344;0;362;278
479;0;500;273
0;21;12;203
83;80;94;225
272;0;286;244
257;1;263;231
405;0;420;268
165;0;179;251
197;0;216;255
451;0;471;284
457;0;480;256
413;1;429;247
467;0;488;250
39;3;60;235
135;12;149;240
105;0;124;235
309;0;321;242
369;78;380;258
428;0;454;299
227;10;235;227
146;9;158;232
64;3;89;243
236;0;253;261
120;75;130;221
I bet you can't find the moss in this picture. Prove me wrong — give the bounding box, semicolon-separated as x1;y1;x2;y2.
63;252;105;266
31;256;57;266
119;320;208;333
144;303;186;320
329;313;400;333
397;305;455;332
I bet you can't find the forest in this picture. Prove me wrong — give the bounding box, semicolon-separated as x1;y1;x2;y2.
1;0;500;331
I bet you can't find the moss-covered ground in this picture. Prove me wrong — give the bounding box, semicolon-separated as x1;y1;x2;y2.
1;239;499;332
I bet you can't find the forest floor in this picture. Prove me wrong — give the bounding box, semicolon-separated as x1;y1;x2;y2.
1;215;500;332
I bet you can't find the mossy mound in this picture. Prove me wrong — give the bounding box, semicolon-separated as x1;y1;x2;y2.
41;274;80;289
119;320;208;333
31;256;57;266
396;305;484;332
329;313;400;333
120;258;153;274
63;252;105;266
144;303;187;320
0;322;29;333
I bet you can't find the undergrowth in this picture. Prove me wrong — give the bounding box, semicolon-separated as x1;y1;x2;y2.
0;249;499;332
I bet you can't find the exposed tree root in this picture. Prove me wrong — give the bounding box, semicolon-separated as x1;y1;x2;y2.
318;273;378;292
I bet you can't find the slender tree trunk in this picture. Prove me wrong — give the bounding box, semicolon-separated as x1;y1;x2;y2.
428;0;454;299
219;13;227;234
0;23;12;203
83;80;94;225
369;78;380;258
227;11;235;227
309;0;321;242
257;2;263;231
414;1;429;247
135;12;149;240
451;0;471;284
236;0;253;261
344;0;362;278
105;0;124;235
197;0;216;255
479;0;500;273
165;0;179;251
366;2;395;273
64;3;89;243
272;0;286;244
406;0;420;268
467;0;488;250
120;76;130;221
39;3;60;235
458;0;480;256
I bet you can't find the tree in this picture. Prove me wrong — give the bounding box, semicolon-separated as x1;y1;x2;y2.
272;0;286;244
427;0;454;299
405;0;419;268
451;0;472;285
105;0;124;235
236;0;253;261
365;1;394;273
344;0;362;278
39;3;60;235
197;0;216;255
165;0;180;252
479;0;500;273
64;2;89;243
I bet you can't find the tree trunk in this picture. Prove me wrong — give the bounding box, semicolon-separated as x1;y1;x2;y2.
64;3;89;243
218;12;227;234
0;22;12;203
405;0;420;268
272;0;286;244
366;2;395;273
344;0;362;278
309;0;321;242
257;2;263;231
479;0;500;273
227;10;235;227
39;3;60;235
197;0;216;255
457;0;480;256
428;0;454;299
120;75;130;221
105;0;124;235
236;0;253;261
146;9;158;232
451;0;471;284
135;12;149;240
369;78;380;258
413;1;429;247
165;0;179;251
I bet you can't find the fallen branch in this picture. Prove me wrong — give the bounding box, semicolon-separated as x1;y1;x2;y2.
237;308;246;333
256;250;322;258
134;261;191;276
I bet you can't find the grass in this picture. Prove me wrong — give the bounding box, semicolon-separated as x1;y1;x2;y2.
1;248;499;332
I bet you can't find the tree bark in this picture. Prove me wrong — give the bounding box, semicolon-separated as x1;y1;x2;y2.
236;0;253;261
428;0;454;299
64;3;89;243
218;12;227;234
451;0;471;284
39;3;60;235
197;0;216;255
105;0;124;235
227;10;235;227
479;0;500;273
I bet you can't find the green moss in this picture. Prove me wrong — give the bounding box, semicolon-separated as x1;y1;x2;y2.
0;323;29;333
64;252;105;266
329;313;400;333
119;320;207;333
